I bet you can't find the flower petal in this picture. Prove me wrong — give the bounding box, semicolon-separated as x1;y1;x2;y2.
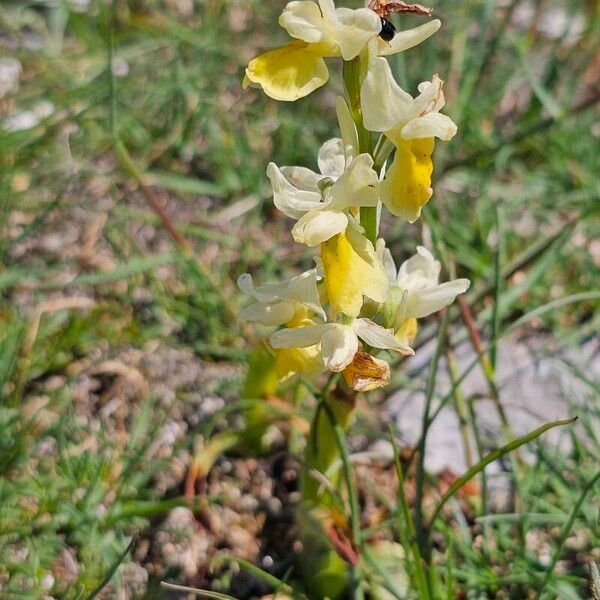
321;324;359;371
284;269;327;320
401;111;457;141
361;56;413;133
279;1;327;43
390;75;447;132
237;273;282;302
352;318;413;355
330;153;379;211
376;238;397;283
377;19;441;56
380;138;434;222
267;162;322;219
270;323;330;348
333;6;382;60
345;223;389;304
396;245;440;289
318;0;337;24
280;165;321;192
238;300;296;327
395;317;418;346
405;279;471;318
292;209;348;247
413;76;445;113
318;138;346;180
244;41;329;102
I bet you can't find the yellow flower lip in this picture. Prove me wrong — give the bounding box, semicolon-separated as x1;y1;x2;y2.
320;224;388;318
395;317;418;346
244;41;330;102
275;345;323;381
380;137;434;222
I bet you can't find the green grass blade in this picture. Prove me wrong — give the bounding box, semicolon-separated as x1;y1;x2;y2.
219;555;308;599
414;310;450;555
361;546;405;600
388;425;430;600
428;418;578;533
536;469;600;598
85;537;134;600
445;539;455;600
508;291;600;332
160;582;237;599
328;408;361;547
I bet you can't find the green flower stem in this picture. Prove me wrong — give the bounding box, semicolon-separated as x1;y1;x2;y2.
299;382;358;600
373;136;395;173
301;384;357;505
343;57;377;245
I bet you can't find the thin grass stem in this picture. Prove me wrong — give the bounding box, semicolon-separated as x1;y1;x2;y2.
427;418;577;537
388;425;431;599
535;469;600;598
414;309;450;559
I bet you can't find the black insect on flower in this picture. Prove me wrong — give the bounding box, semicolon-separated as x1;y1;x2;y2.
379;17;396;42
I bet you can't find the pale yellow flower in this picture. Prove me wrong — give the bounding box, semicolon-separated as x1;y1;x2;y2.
378;243;470;333
362;58;457;221
267;143;379;247
244;0;441;101
275;345;323;381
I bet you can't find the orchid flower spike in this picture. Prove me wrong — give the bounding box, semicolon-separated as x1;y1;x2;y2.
244;0;441;101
